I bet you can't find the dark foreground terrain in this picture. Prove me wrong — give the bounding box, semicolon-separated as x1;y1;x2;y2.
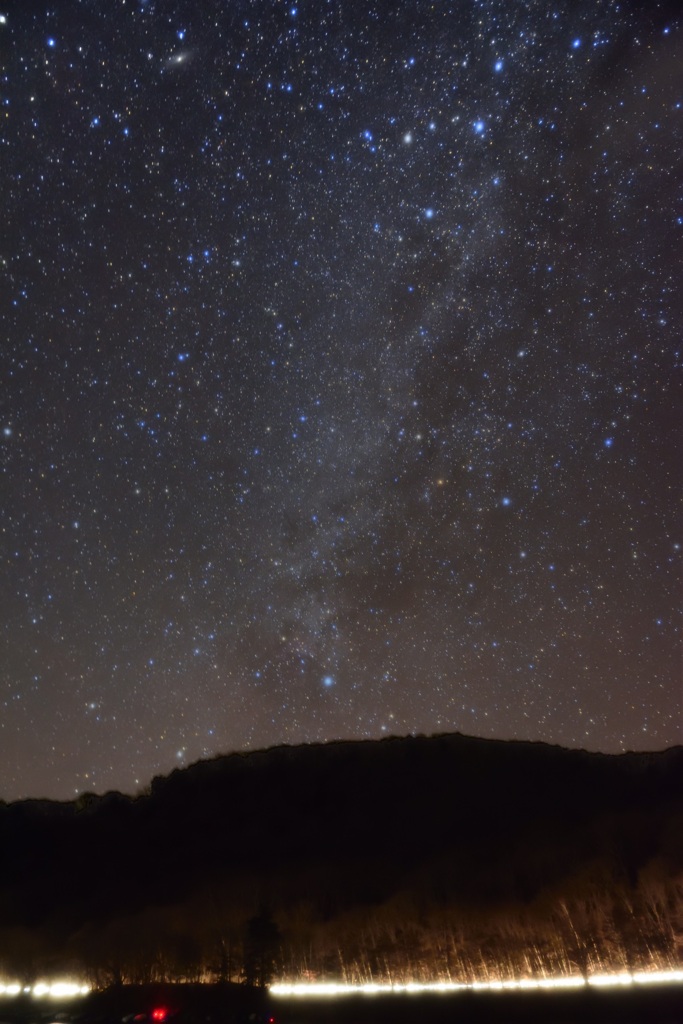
1;734;682;984
2;983;683;1024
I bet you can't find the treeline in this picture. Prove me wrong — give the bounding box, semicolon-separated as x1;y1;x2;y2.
0;733;681;985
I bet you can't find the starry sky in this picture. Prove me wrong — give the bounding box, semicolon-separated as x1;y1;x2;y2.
2;0;681;801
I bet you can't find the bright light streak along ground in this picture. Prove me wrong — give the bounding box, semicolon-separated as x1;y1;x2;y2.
271;971;683;996
3;973;683;1000
0;983;90;997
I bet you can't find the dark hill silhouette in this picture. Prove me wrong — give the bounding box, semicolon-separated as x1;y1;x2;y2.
0;733;681;984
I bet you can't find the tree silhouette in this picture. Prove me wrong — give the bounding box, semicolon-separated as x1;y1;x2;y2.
242;908;282;988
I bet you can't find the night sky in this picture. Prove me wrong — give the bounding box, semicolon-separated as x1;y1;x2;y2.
2;0;681;801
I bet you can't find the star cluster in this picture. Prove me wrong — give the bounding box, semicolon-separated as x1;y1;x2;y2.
2;0;681;799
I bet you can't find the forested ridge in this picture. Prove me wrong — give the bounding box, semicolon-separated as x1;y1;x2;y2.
1;733;682;985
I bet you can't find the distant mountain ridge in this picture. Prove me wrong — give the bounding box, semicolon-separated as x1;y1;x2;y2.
0;732;681;984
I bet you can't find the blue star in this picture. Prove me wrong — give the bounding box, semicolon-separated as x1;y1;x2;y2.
473;120;486;134
494;60;503;72
322;675;335;687
604;437;614;448
424;208;434;219
47;37;56;48
572;38;581;49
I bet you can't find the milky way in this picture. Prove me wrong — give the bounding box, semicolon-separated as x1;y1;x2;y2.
2;0;681;800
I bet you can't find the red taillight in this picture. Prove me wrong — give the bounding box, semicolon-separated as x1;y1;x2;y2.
151;1009;167;1022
